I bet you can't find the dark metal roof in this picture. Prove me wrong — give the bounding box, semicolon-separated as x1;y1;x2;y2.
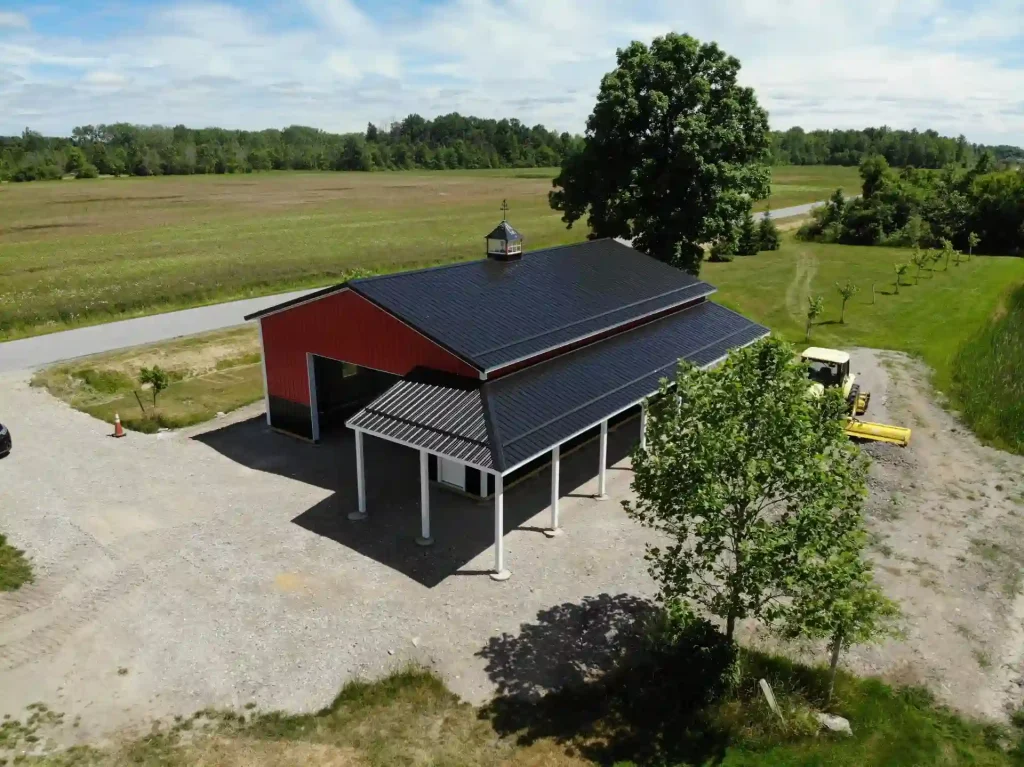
485;221;522;241
347;301;769;472
350;239;715;372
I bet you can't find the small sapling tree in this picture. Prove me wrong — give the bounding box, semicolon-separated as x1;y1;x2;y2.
835;279;858;324
967;231;980;261
893;263;908;293
780;527;900;703
806;295;824;339
625;337;869;644
940;238;955;271
910;247;929;283
139;366;170;408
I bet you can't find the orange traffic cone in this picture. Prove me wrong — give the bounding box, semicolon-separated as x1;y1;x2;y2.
112;413;125;438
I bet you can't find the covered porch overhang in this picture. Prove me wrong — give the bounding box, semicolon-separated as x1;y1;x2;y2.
345;301;769;581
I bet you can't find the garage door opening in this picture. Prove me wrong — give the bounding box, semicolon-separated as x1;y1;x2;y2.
310;355;398;438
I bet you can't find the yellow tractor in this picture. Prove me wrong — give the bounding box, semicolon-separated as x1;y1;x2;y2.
801;347;912;447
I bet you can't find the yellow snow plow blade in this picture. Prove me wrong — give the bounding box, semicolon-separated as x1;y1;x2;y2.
845;418;911;447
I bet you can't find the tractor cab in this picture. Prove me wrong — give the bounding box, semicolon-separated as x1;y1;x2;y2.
802;347;852;395
801;347;868;414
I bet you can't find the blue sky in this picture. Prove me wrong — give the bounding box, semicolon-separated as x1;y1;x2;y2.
1;0;1022;144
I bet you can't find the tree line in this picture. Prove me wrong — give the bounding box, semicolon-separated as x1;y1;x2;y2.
0;114;585;181
770;126;1023;169
798;153;1024;255
5;117;1022;183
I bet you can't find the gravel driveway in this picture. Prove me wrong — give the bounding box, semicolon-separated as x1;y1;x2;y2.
0;371;657;743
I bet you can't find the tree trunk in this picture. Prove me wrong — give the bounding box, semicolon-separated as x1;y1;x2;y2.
828;632;843;704
726;612;736;642
840;301;846;323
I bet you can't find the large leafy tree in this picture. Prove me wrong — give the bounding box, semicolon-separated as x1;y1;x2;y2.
625;337;869;642
549;33;771;274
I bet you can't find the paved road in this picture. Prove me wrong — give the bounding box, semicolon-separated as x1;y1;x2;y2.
0;199;827;373
757;200;824;219
0;290;316;373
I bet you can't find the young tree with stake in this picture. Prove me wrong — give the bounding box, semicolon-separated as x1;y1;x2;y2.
780;526;900;703
835;279;858;324
940;238;955;271
893;263;908;293
625;337;869;644
910;247;929;283
806;295;824;340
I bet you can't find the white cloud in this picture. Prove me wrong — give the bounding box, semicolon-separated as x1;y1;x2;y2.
0;11;29;29
0;0;1020;145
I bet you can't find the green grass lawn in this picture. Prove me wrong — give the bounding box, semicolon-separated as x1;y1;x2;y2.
0;533;32;591
0;166;858;341
705;238;1024;399
758;165;861;210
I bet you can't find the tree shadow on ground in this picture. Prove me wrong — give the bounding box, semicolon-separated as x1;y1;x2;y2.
477;593;736;766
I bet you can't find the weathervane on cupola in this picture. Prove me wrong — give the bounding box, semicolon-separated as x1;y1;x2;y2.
485;200;524;261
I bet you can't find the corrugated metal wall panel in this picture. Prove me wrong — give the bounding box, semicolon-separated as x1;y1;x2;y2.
260;290;478;408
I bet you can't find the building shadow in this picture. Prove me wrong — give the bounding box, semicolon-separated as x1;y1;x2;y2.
477;593;732;766
193;415;640;588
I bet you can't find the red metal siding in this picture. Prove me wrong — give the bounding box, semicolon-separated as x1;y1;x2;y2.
261;289;478;406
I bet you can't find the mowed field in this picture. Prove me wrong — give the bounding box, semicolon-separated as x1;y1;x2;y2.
0;166;858;340
705;239;1024;398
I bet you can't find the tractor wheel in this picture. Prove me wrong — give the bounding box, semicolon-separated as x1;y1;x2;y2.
857;391;871;415
847;384;861;415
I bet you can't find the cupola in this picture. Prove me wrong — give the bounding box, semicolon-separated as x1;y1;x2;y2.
485;221;523;261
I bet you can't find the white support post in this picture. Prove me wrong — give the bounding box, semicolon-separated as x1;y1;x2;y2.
416;450;433;546
306;353;320;443
639;402;648;451
490;473;510;581
348;429;367;520
545;444;562;538
596;419;609;499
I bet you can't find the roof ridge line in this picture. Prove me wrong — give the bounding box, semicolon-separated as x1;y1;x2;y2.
474;285;714;359
496;313;764;451
351;238;616;287
485;300;701;387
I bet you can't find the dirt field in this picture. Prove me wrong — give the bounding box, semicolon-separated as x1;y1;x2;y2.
3;345;1022;752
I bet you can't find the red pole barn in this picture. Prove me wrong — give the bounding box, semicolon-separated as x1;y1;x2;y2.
246;221;768;580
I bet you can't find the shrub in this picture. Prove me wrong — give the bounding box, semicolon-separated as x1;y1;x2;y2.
758;214;781;251
736;210;761;256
